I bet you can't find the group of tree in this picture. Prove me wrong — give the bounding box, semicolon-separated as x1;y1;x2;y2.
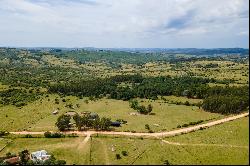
73;113;112;131
55;113;112;131
202;86;249;114
0;88;40;107
49;75;218;100
129;99;153;115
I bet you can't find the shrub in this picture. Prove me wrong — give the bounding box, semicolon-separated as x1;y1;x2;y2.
115;154;121;160
182;124;189;127
145;124;150;130
24;134;33;138
0;131;9;137
148;130;154;133
44;132;65;138
121;151;128;156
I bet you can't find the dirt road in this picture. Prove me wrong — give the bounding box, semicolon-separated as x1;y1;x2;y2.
10;112;249;138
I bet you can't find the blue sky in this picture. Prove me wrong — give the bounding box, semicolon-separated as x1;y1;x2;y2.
0;0;249;48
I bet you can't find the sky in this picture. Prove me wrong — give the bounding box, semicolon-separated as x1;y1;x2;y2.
0;0;249;48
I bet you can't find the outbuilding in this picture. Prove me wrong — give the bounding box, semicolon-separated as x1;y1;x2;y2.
111;122;121;127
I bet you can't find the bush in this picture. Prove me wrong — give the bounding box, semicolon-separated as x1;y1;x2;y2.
148;130;154;133
44;132;65;138
145;124;150;130
116;119;127;124
121;151;128;156
24;134;33;138
44;131;52;138
182;124;189;127
184;101;190;106
116;154;121;160
67;133;79;138
0;131;9;137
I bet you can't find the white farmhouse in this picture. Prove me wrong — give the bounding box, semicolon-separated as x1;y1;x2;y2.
30;150;51;162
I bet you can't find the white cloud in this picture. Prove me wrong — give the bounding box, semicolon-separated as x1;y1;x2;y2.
0;0;248;47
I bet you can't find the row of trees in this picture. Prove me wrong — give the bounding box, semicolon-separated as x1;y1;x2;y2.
55;114;112;131
73;114;112;131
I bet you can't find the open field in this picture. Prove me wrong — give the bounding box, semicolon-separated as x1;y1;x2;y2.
0;95;222;132
0;137;90;165
0;48;248;165
165;117;249;146
1;115;248;165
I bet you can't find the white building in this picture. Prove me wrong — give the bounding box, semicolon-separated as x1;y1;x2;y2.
30;150;51;162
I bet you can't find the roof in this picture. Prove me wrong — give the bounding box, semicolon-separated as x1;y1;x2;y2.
31;150;50;161
4;157;20;164
89;112;99;119
111;122;121;127
65;111;76;116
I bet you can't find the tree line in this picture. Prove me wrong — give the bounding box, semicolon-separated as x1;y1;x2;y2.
49;74;249;115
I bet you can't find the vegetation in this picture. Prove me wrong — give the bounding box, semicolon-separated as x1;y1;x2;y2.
129;99;153;114
73;113;112;131
0;149;66;165
55;115;71;131
44;132;65;138
0;47;248;165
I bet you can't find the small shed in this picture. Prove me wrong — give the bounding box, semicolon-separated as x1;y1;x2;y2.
111;122;121;127
65;111;77;116
52;110;59;115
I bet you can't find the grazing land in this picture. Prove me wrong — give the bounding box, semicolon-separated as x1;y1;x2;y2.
0;48;249;165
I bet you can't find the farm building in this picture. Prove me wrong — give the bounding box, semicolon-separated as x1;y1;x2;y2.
65;111;77;116
52;109;59;115
30;150;50;162
3;156;20;165
111;121;121;127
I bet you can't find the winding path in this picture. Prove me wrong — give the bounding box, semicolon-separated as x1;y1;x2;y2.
10;112;249;138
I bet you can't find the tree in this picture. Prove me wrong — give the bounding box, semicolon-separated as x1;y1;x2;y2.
18;150;30;165
44;131;52;138
99;117;112;131
73;114;83;131
121;151;128;156
55;115;71;131
129;99;139;110
145;124;150;130
147;104;153;114
115;154;121;160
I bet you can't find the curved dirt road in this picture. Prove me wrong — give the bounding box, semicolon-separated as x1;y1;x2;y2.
10;112;249;138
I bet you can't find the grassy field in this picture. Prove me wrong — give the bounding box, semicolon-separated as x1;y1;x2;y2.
165;117;249;146
1;116;247;165
0;137;90;165
0;94;222;132
89;136;248;165
77;60;249;85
